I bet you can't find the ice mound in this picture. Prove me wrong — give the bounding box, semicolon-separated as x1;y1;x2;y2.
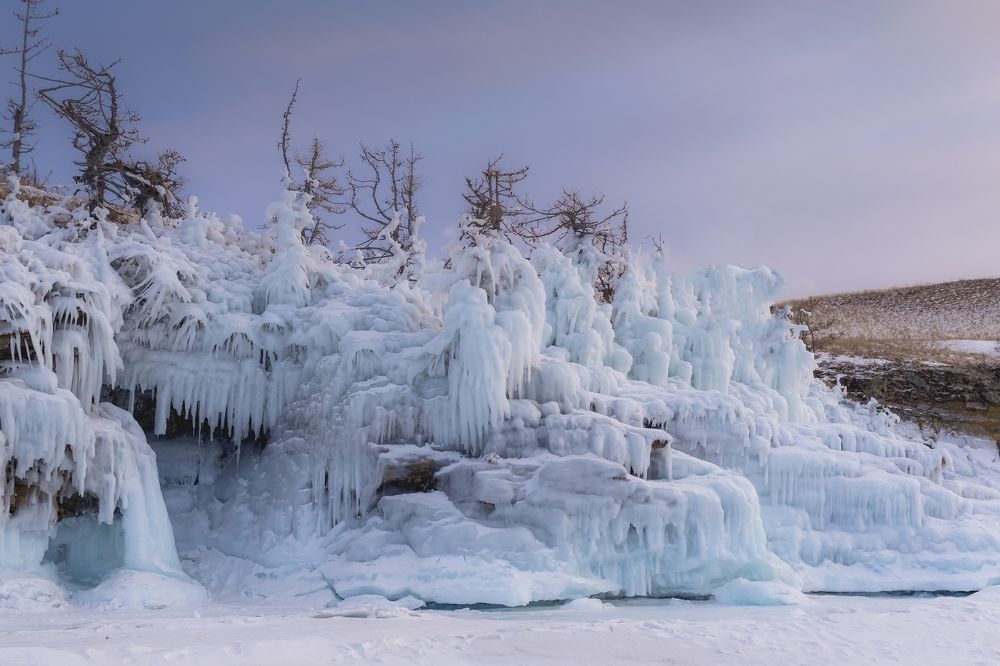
317;594;424;618
713;578;810;606
969;585;1000;602
560;597;611;611
72;569;207;610
0;571;66;611
6;177;1000;607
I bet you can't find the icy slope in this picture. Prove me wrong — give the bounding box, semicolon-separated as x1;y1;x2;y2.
4;179;1000;608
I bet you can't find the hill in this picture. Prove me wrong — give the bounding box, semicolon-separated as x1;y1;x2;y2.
785;277;1000;350
785;278;1000;443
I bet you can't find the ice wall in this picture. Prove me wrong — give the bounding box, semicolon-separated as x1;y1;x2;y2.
0;186;193;601
5;180;1000;608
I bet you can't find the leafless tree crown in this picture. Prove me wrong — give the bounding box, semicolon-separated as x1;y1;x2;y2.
460;155;531;242
460;155;628;254
525;189;629;251
36;49;182;214
346;139;423;263
1;0;59;178
460;154;629;299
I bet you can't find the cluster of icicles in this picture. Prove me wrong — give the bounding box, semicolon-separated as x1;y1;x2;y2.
3;176;1000;606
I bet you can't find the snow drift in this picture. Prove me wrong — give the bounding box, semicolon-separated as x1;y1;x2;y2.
3;177;1000;609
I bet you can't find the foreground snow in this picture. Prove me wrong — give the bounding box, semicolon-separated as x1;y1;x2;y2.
4;593;1000;665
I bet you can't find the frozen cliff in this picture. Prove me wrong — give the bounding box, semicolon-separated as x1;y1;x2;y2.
3;179;1000;609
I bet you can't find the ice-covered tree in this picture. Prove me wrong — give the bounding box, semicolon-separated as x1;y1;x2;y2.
528;190;629;302
461;157;629;301
532;243;629;370
612;259;670;385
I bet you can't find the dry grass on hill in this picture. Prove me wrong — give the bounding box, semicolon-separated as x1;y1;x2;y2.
784;278;1000;365
0;178;141;226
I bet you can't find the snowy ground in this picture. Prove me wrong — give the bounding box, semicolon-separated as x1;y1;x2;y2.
935;339;1000;358
5;593;1000;665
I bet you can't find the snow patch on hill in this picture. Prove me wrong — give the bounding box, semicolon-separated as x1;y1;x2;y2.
935;339;1000;358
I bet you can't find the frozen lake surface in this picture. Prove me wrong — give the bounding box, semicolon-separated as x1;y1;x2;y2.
4;592;1000;665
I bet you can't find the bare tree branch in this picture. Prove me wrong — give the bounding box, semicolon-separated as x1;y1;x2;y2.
787;298;844;353
274;79;346;245
278;78;299;180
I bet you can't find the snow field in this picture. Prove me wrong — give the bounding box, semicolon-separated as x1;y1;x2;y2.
4;593;1000;665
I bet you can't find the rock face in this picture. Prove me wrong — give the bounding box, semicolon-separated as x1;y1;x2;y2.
817;355;1000;444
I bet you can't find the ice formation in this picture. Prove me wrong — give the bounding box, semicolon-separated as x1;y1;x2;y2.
4;176;1000;609
0;185;193;603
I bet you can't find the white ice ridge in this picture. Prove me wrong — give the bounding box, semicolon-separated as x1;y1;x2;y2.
4;175;1000;608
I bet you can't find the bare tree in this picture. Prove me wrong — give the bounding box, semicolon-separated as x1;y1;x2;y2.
276;79;345;245
460;155;629;298
126;149;185;216
525;190;629;301
36;49;181;214
36;49;142;211
346;139;422;263
460;155;531;242
297;137;346;245
787;298;843;352
1;0;59;177
459;156;627;253
524;189;628;249
277;78;299;179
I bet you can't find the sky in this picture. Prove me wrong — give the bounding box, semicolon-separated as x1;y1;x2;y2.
4;0;1000;297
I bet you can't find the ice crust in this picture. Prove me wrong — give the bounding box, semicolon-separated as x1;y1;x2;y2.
4;180;1000;608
